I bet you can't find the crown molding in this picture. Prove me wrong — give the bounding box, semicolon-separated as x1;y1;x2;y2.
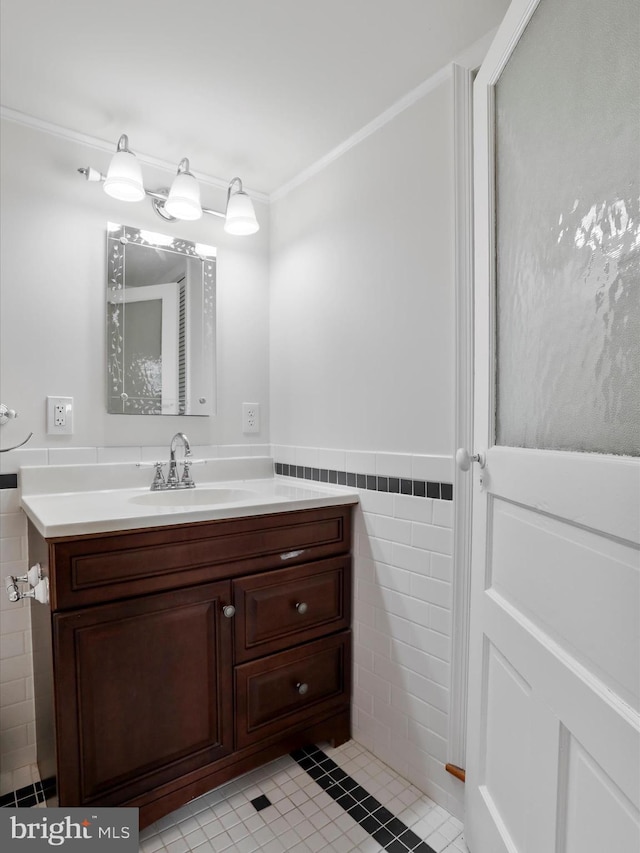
270;64;452;203
1;27;496;210
270;28;498;203
452;26;498;72
0;106;270;204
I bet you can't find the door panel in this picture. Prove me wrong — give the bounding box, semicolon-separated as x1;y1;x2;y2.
481;642;532;851
491;498;639;708
466;0;640;849
561;732;639;853
485;447;640;544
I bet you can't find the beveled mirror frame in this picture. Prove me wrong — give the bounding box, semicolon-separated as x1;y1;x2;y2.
106;223;216;416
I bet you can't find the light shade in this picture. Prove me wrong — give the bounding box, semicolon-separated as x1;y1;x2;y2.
164;160;202;220
103;139;145;202
225;188;259;235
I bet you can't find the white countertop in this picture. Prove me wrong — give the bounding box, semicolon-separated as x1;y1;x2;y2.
19;457;359;538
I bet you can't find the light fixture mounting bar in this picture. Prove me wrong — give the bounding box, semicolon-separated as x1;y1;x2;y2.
77;134;259;235
78;168;226;219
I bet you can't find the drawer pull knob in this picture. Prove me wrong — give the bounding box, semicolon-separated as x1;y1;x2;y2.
295;602;308;615
296;682;309;695
222;605;236;618
281;549;305;561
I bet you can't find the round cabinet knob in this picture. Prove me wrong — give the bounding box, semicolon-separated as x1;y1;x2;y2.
295;602;308;615
296;682;309;695
222;605;236;618
455;448;486;471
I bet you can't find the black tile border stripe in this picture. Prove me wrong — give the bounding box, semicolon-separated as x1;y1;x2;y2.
0;473;18;490
291;745;437;853
0;777;55;808
275;463;452;501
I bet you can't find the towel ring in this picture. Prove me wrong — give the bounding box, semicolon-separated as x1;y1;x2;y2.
0;403;33;452
0;432;34;453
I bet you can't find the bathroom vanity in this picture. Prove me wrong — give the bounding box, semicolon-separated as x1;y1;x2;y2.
20;461;357;828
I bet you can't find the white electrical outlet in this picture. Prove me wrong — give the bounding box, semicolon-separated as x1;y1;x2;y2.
47;396;74;434
242;402;260;434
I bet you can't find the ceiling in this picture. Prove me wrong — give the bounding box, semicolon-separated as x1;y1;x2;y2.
0;0;509;196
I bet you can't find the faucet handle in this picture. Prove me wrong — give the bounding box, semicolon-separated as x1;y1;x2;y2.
151;461;166;490
180;459;196;488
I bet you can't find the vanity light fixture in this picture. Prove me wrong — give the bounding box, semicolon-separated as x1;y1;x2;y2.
78;133;259;235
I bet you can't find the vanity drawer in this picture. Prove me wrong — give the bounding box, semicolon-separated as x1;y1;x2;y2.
235;632;351;749
46;506;352;610
233;557;351;662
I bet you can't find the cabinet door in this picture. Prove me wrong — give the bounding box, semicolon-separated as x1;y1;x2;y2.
54;581;233;806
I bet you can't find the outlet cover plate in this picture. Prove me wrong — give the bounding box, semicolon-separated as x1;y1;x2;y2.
47;396;73;435
242;402;260;434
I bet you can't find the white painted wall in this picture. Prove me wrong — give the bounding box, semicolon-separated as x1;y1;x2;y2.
270;80;454;454
0;120;271;451
269;77;464;817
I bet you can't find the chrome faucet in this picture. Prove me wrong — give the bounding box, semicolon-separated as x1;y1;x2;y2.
166;432;194;488
143;433;197;491
144;433;195;491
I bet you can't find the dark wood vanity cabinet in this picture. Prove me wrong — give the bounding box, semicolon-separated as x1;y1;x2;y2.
29;505;353;828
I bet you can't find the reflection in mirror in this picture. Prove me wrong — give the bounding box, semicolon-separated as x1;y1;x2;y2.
107;223;216;415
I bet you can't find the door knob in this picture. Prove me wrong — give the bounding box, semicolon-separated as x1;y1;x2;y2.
222;605;236;618
456;448;486;471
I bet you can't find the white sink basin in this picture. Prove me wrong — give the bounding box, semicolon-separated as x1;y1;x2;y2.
129;487;256;507
19;458;359;537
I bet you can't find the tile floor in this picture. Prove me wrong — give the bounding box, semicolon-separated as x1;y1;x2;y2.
139;741;469;853
0;740;469;852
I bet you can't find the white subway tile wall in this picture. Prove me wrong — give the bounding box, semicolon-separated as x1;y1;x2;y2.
0;445;273;477
0;483;34;782
47;447;99;465
272;446;463;819
96;446;142;464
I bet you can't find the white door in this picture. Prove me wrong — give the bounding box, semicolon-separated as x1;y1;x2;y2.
464;0;640;851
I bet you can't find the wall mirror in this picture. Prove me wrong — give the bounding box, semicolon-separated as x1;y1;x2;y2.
106;223;216;415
